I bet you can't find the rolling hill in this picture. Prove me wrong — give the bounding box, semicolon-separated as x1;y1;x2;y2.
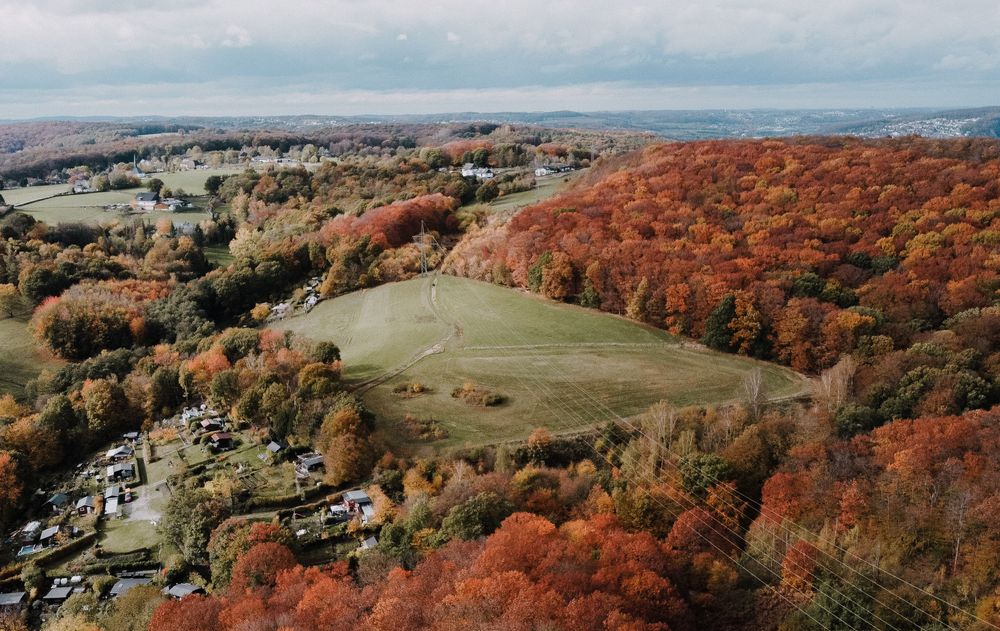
273;274;806;449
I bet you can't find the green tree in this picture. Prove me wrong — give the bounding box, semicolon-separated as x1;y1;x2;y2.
474;180;499;203
702;294;737;351
833;403;880;438
578;277;600;309
439;492;514;542
161;484;231;565
527;252;551;293
204;175;226;196
679;453;731;499
146;178;165;194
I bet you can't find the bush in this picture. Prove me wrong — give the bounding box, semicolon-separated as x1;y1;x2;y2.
834;403;881;438
451;382;504;407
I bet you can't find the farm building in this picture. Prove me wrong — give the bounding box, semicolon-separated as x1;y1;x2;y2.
42;585;72;604
155;197;189;211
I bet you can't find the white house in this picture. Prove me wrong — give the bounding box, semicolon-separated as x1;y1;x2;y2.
132;192;159;212
461;164;495;180
72;180;94;194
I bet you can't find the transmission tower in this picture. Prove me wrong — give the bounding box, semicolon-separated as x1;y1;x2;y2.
412;221;443;276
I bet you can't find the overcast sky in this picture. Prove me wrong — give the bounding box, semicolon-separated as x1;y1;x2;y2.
1;0;999;117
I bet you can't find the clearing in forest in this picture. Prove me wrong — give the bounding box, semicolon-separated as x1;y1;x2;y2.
273;275;807;449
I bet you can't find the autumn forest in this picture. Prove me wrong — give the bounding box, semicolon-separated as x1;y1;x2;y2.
0;124;997;631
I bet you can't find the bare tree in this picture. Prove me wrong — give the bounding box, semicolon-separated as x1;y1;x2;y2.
742;367;766;420
813;355;857;415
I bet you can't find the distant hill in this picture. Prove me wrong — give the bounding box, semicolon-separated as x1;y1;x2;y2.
4;107;999;139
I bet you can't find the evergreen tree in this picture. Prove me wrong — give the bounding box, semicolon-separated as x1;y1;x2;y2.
702;294;737;351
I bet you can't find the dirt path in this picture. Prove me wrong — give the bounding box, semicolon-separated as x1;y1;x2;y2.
352;273;461;394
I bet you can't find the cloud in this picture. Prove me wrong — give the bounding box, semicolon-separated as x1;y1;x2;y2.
221;25;253;48
0;0;998;114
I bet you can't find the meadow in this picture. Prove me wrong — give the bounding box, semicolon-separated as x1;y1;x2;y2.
488;171;580;212
4;167;244;226
273;274;806;450
0;316;63;398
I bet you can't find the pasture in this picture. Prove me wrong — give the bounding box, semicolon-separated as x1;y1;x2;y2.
4;167;243;226
488;171;581;212
0;316;63;398
273;275;806;449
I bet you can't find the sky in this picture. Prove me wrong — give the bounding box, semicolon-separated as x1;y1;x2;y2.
1;0;999;117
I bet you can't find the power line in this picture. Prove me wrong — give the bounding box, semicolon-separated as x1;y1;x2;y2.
455;275;980;631
445;276;883;631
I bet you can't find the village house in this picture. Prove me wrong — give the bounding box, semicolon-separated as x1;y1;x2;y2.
131;192;159;212
209;432;235;451
76;495;96;515
106;462;135;482
164;583;205;599
46;493;70;513
38;525;60;547
460;163;495;180
105;445;134;461
72;180;94;193
296;453;325;476
199;418;224;433
361;535;378;550
342;490;375;525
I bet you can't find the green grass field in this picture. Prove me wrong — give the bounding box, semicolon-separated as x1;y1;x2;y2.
488;172;580;212
4;167;244;226
15;191;213;226
204;244;235;267
273;275;807;449
0;316;63;398
1;183;70;206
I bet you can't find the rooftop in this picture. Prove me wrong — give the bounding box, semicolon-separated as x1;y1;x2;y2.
110;577;152;597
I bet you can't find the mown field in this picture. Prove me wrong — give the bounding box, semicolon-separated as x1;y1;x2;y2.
273;275;806;449
0;316;63;398
487;171;580;212
4;167;244;226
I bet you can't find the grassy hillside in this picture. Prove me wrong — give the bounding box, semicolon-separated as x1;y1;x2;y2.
0;316;63;398
273;274;806;449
